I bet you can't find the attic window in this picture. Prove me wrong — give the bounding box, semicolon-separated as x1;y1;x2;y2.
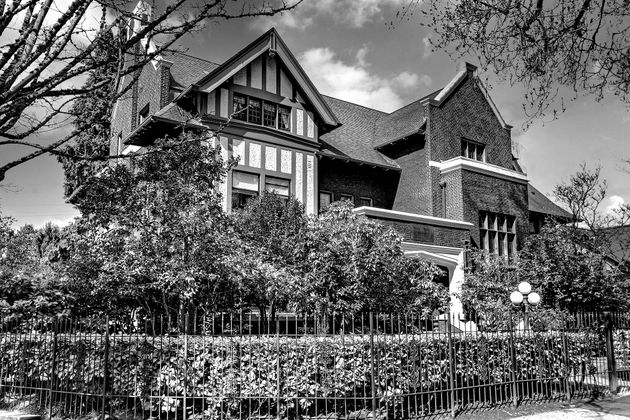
461;139;485;162
232;93;291;132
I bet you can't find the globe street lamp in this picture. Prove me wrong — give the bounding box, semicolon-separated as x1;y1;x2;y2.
510;281;540;330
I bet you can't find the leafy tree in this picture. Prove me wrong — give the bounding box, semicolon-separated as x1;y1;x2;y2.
57;30;118;198
294;202;448;323
401;0;630;122
63;133;238;324
229;193;308;326
0;0;298;182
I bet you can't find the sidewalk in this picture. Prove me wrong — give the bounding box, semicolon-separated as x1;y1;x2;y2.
511;394;630;419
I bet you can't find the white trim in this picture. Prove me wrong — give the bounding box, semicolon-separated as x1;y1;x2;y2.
431;157;529;184
432;70;467;104
122;145;142;155
402;242;463;256
405;250;459;268
353;206;473;229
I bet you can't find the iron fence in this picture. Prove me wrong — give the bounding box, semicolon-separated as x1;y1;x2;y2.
0;311;628;419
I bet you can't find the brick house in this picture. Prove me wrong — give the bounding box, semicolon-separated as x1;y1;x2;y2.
109;19;569;315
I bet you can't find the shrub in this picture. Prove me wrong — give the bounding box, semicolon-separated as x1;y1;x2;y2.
0;328;608;419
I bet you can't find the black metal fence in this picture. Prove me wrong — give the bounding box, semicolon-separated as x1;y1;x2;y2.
0;311;629;419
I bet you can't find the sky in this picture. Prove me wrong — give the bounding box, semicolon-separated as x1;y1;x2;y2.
1;0;629;228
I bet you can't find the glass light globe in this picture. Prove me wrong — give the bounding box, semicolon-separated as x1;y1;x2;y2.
518;281;532;295
528;292;541;306
510;291;524;305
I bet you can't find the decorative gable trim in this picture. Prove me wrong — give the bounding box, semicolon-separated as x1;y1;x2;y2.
174;28;340;128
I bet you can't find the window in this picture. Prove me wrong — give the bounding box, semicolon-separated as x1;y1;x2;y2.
263;103;277;127
339;194;354;205
249;98;262;124
278;105;291;131
479;211;516;258
139;104;149;124
461;139;485;162
233;94;247;120
232;171;259;209
265;176;290;197
319;191;332;211
231;94;292;131
359;197;373;207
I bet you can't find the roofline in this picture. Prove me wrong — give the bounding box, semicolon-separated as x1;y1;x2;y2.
354;206;473;230
373;121;426;150
317;151;401;171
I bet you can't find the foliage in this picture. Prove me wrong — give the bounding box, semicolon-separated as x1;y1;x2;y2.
294;202;448;317
462;223;630;328
57;30;118;198
403;0;630;122
0;320;613;419
62;133;238;319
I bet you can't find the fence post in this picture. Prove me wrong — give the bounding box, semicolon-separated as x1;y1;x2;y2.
447;312;456;418
183;313;188;420
48;323;58;420
101;316;110;420
509;312;518;407
276;316;281;419
369;312;377;419
561;328;571;401
605;312;618;394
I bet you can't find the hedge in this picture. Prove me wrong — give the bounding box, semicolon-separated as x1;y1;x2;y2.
0;330;612;419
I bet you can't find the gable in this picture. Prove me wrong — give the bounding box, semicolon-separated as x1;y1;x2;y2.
175;28;339;129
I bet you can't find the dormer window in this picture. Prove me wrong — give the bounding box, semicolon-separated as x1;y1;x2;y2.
231;93;291;132
461;139;485;162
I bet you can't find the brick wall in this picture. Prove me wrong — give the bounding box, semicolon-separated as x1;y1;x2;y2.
370;218;469;248
428;75;512;169
460;170;529;249
388;137;432;215
317;157;399;209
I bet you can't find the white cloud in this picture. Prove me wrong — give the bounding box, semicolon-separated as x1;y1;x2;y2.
299;47;430;112
251;0;407;31
605;195;626;215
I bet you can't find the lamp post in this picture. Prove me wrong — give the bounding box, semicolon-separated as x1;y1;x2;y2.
509;281;540;331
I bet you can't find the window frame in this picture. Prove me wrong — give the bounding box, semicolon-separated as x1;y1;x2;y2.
231;170;260;210
339;193;354;205
359;197;373;207
461;138;486;162
264;175;291;198
479;210;516;258
319;191;333;212
138;104;149;125
231;93;292;132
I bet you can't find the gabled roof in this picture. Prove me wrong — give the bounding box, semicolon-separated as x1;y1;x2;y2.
528;184;572;219
160;51;220;89
176;28;340;128
373;89;441;149
320;96;398;169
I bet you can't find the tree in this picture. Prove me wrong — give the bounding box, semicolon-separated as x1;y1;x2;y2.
57;30;118;198
229;192;308;325
554;163;630;263
401;0;630;122
0;0;298;182
62;133;239;323
294;202;448;322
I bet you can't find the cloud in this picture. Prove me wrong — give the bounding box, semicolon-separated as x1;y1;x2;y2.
605;195;626;215
299;47;430;112
251;0;407;31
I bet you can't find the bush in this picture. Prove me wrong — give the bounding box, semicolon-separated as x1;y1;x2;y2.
0;327;608;419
